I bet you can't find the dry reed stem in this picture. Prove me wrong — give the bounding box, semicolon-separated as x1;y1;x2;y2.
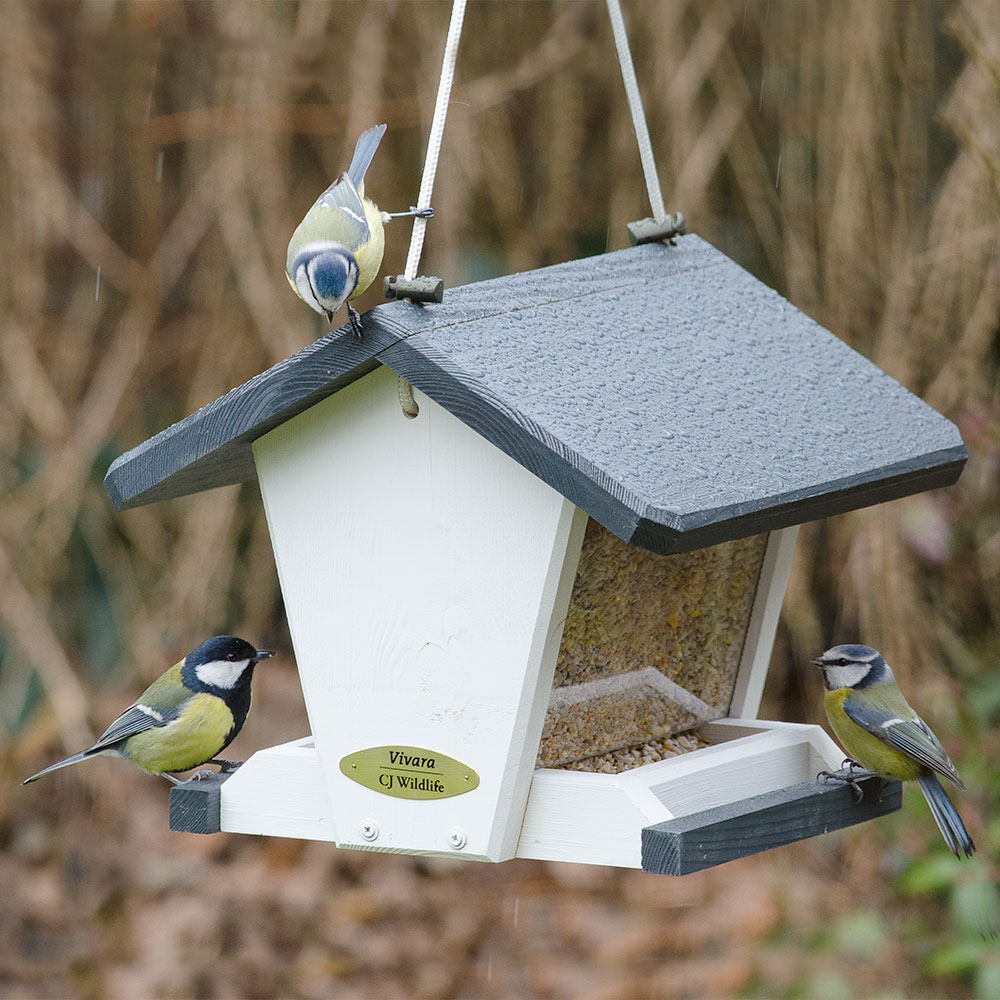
0;546;91;747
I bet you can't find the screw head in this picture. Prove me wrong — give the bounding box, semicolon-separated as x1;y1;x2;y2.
359;818;379;842
447;827;467;850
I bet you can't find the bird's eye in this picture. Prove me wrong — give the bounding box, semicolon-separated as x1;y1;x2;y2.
227;651;238;661
835;658;849;666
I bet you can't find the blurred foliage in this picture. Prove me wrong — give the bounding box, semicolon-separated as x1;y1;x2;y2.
0;1;998;997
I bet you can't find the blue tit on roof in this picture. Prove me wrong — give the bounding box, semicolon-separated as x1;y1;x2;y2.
23;636;275;786
285;124;389;338
814;643;975;859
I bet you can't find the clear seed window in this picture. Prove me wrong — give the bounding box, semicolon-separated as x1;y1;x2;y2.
539;521;770;771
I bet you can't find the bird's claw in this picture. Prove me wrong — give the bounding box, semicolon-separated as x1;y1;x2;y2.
817;766;866;803
190;769;219;782
348;304;364;338
207;758;243;773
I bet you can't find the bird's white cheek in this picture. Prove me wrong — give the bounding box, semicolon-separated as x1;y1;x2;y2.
822;663;870;689
295;267;323;315
195;659;250;689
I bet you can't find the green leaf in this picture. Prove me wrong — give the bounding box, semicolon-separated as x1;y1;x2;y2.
924;941;983;976
951;880;1000;941
975;956;1000;1000
899;854;959;894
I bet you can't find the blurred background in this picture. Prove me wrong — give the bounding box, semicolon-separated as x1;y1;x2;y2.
1;1;998;996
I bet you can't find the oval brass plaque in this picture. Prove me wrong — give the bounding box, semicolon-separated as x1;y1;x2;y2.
339;745;480;800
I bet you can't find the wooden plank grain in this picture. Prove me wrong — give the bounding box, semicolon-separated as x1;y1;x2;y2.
641;775;902;875
105;327;397;510
169;772;232;834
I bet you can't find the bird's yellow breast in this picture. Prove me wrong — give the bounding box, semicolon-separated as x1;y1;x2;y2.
824;687;921;781
122;693;235;775
350;197;385;302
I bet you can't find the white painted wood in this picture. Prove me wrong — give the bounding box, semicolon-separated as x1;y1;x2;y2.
496;501;588;857
800;721;849;777
728;526;799;719
699;718;781;743
221;737;335;841
252;366;587;862
516;718;843;867
515;768;656;867
220;719;844;866
644;723;832;817
705;716;843;777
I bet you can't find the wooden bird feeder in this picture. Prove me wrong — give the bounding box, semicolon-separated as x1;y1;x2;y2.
106;237;965;874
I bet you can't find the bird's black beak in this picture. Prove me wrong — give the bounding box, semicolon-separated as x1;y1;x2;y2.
255;649;276;662
811;658;825;667
324;309;335;324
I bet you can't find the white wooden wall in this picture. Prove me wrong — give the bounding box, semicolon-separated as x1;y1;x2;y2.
252;366;587;861
239;365;806;865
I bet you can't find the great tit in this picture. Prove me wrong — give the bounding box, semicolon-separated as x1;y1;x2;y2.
814;643;975;859
285;123;390;338
23;635;274;786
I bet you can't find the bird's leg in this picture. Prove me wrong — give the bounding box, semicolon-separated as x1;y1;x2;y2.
347;304;364;338
844;760;888;801
159;772;183;785
385;206;434;220
844;757;885;795
817;762;869;803
206;758;243;773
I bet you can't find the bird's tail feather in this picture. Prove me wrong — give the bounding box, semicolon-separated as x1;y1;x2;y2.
347;124;387;188
918;771;975;859
23;749;94;785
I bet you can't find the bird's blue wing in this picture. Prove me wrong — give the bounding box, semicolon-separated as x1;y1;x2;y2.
842;697;963;787
312;173;370;247
90;702;181;752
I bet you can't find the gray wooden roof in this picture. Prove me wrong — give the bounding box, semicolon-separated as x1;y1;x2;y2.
104;236;966;554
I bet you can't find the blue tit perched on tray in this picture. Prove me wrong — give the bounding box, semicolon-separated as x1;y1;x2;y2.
286;123;389;337
23;636;274;786
814;643;975;858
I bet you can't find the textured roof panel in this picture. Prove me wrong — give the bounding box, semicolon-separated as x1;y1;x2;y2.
105;236;965;553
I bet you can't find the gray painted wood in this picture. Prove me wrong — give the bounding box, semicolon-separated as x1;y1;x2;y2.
641;774;902;875
105;237;966;554
168;772;231;834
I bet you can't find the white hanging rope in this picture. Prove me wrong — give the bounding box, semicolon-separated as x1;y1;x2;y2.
605;0;667;222
396;0;465;418
404;0;466;280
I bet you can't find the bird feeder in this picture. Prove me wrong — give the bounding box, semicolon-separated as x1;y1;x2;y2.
106;236;965;873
